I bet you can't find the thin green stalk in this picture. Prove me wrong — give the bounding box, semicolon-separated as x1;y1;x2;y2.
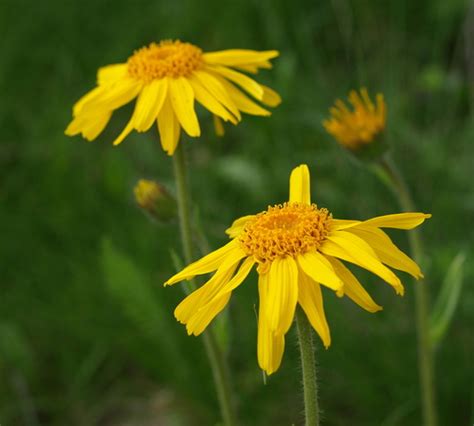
172;143;195;267
172;143;237;426
296;306;320;426
376;155;437;426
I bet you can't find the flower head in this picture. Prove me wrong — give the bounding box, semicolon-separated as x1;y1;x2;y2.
65;40;281;155
165;165;430;374
323;88;386;152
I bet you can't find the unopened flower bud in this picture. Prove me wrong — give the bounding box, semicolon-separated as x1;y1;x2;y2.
134;179;177;222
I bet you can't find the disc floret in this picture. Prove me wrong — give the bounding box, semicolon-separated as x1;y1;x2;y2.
127;40;203;82
239;202;332;264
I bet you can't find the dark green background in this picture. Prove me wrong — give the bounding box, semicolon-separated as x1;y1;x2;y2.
1;0;472;425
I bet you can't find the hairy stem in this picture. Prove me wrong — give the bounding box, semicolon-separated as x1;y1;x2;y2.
296;307;320;426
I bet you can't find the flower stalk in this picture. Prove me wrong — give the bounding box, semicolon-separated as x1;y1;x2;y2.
172;143;237;426
296;306;320;426
375;155;437;426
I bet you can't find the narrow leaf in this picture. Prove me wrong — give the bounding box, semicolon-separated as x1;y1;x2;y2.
430;252;466;347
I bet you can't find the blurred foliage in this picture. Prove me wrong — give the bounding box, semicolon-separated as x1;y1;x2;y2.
430;251;466;347
0;0;472;425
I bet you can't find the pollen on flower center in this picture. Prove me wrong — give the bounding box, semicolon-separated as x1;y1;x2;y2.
127;40;203;82
239;202;332;263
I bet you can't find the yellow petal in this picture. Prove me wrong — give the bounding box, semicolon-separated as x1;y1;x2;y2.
112;118;134;146
234;64;260;74
210;257;255;298
186;292;232;336
326;256;382;313
360;213;431;230
297;251;342;291
65;114;85;136
225;215;255;238
81;112;112;140
72;87;105;116
297;270;331;347
157;96;181;155
97;64;128;86
165;240;243;285
266;257;299;334
331;213;431;231
257;273;285;375
217;76;271;116
81;78;142;113
261;85;282;107
182;257;254;335
289;164;311;205
322;231;404;295
66;110;112;141
235;61;273;74
360;87;374;110
132;79;168;132
203;49;279;66
213;115;225;136
347;226;423;278
330;219;361;231
168;77;200;137
209;65;264;100
175;261;238;325
189;75;237;123
192;70;241;120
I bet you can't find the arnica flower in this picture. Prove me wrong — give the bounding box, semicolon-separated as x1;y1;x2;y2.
165;165;430;374
323;88;386;152
65;40;281;155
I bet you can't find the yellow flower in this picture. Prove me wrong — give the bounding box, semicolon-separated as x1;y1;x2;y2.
323;88;386;150
165;165;430;374
65;40;281;154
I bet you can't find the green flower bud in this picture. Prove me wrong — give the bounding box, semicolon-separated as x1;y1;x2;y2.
134;179;177;223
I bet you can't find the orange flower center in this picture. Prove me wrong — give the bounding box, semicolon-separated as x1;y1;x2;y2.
127;40;203;82
239;203;332;263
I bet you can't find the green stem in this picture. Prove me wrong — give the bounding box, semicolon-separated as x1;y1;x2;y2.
296;306;320;426
172;143;195;267
172;143;237;426
376;155;437;426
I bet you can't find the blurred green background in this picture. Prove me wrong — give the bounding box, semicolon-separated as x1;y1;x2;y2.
1;0;472;425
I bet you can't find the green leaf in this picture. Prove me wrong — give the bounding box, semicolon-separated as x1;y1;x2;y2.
100;238;187;379
0;322;34;376
429;252;466;347
214;155;265;197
